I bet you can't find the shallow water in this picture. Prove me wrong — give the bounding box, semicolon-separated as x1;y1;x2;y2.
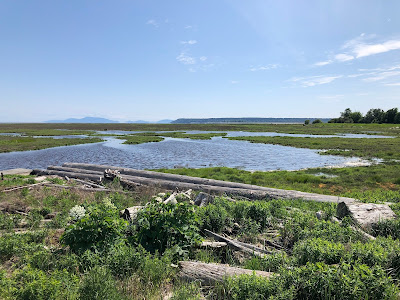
0;136;365;171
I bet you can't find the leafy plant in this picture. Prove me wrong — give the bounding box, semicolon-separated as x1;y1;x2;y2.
134;200;202;256
61;202;128;254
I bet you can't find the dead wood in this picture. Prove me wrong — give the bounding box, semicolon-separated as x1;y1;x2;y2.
178;261;274;285
204;229;272;257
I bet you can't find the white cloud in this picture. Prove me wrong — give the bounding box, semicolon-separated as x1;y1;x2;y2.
181;40;198;45
384;82;400;86
351;40;400;58
146;19;158;27
291;75;342;87
176;52;196;65
249;64;279;71
314;60;332;66
199;56;207;61
185;25;193;29
363;70;400;82
314;34;400;66
334;53;354;62
231;80;239;84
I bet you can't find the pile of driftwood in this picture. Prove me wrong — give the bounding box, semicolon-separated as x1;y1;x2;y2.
32;162;356;203
29;162;398;285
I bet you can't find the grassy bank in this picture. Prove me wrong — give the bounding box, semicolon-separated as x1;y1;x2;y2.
0;136;103;153
156;163;400;202
1;177;400;299
119;135;165;145
1;122;399;136
227;135;400;160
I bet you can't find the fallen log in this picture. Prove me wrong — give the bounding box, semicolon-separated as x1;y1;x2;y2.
62;163;356;203
2;182;48;193
200;241;227;248
178;261;274;285
32;169;103;183
63;162;275;191
331;216;376;240
120;206;143;221
204;229;271;257
336;202;396;230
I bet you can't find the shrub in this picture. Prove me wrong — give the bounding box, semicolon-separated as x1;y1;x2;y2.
243;252;292;272
61;202;128;254
134;201;202;256
13;267;79;300
79;266;122;300
219;263;399;300
292;238;346;265
197;203;229;233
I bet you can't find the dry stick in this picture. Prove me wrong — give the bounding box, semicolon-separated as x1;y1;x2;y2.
204;229;272;257
178;261;274;285
70;178;106;189
1;181;48;193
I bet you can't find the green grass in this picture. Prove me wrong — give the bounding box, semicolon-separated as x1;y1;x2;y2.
1;122;399;136
156;163;400;200
227;135;400;160
0;136;103;153
119;135;164;144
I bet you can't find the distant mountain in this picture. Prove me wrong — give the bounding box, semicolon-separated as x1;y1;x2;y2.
126;120;149;124
156;119;173;124
125;119;173;124
172;118;331;124
45;117;119;123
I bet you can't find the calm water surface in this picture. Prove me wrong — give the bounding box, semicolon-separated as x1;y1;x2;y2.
0;136;366;171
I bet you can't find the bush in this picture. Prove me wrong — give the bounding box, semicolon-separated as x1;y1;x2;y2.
79;266;122;300
12;267;79;300
292;238;346;265
61;202;128;254
219;262;399;300
134;201;202;256
197;203;229;233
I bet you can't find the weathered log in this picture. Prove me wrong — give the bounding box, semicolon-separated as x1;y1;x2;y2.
200;241;227;248
204;229;271;257
337;202;396;230
178;261;274;285
61;163;356;203
194;192;215;206
32;169;103;183
63;162;275;191
1;182;48;193
331;216;376;240
120;206;143;221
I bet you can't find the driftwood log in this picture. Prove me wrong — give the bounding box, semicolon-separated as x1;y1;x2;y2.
119;206;143;222
178;261;274;285
33;163;357;203
204;229;272;257
337;202;396;230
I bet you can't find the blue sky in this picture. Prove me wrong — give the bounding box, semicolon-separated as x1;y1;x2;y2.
1;0;399;122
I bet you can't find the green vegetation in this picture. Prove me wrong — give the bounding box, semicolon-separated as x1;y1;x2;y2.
330;107;400;124
227;135;400;159
156;163;400;199
2;176;400;299
0;135;103;153
1;122;399;136
118;135;164;144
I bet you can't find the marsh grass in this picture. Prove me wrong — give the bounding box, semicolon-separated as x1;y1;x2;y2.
0;136;103;153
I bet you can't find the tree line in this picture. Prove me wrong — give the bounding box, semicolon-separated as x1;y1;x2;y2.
329;108;400;124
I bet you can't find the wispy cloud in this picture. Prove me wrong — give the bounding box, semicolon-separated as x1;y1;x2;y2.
231;80;239;84
384;82;400;86
184;25;193;29
334;53;354;62
181;40;197;45
249;64;279;71
363;70;400;82
314;34;400;66
290;75;342;87
146;19;158;28
199;56;207;61
176;52;196;65
314;60;332;66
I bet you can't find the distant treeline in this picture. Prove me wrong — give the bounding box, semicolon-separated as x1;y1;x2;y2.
329;108;400;124
172;118;331;124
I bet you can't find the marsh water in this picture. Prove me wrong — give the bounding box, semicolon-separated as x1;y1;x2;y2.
0;132;373;171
